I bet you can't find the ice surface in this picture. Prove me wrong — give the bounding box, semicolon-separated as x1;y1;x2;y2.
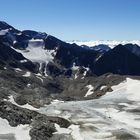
15;39;55;64
39;78;140;140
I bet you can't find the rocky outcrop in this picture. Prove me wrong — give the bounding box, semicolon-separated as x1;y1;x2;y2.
0;100;70;139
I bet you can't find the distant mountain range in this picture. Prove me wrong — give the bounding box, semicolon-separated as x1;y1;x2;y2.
68;40;140;48
0;21;140;77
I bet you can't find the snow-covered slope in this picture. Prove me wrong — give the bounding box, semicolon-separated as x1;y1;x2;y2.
0;29;9;35
13;39;56;76
39;78;140;140
69;40;140;48
15;39;55;63
101;78;140;101
0;118;31;140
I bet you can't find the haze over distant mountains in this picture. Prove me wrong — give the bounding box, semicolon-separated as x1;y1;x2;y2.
68;40;140;48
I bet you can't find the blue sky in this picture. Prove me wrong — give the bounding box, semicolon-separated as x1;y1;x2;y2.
0;0;140;41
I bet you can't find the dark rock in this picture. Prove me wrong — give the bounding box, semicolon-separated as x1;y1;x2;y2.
30;120;56;140
94;44;140;76
0;101;38;126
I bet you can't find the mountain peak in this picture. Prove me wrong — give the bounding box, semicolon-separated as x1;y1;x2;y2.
0;21;13;30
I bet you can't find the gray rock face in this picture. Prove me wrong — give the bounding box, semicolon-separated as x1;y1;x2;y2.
0;101;38;126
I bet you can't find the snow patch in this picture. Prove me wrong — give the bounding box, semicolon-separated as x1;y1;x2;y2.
35;73;44;83
84;85;94;97
51;100;64;105
81;67;89;79
44;62;48;76
23;72;31;77
20;59;28;63
6;95;38;111
4;67;7;70
13;40;17;44
54;124;71;134
15;42;55;64
95;54;103;61
27;83;31;87
100;86;107;90
0;117;31;140
15;68;22;72
74;73;78;79
0;29;9;35
72;63;79;71
29;38;43;42
36;76;44;83
17;32;22;35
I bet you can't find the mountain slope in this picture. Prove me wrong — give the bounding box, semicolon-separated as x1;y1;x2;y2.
1;21;140;77
0;42;37;72
94;44;140;75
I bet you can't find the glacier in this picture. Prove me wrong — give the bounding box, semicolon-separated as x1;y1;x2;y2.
39;78;140;140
